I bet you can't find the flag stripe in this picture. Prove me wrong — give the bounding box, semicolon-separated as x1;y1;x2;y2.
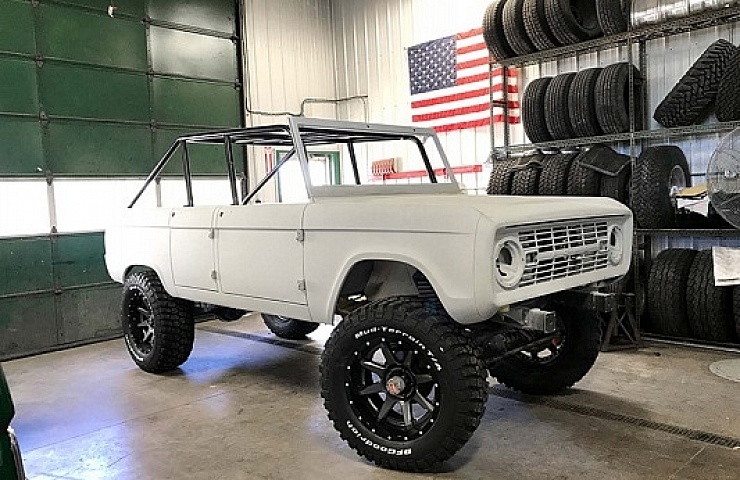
457;42;487;55
457;57;488;70
435;118;490;132
412;103;490;122
412;87;491;109
456;72;490;85
456;28;483;40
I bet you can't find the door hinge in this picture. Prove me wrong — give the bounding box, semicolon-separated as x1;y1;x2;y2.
297;279;306;291
208;228;215;239
211;270;218;280
296;229;305;242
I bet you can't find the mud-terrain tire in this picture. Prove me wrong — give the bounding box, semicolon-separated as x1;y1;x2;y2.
687;250;735;343
492;305;601;395
654;40;737;128
510;163;541;195
487;158;515;194
522;77;553;143
121;271;194;373
716;48;740;122
523;0;560;51
545;73;577;140
545;0;602;45
262;313;319;339
596;0;630;36
595;62;643;134
483;0;517;61
320;297;488;471
566;147;605;196
503;0;538;55
569;68;604;138
538;152;578;195
647;249;697;337
599;153;631;204
632;146;690;229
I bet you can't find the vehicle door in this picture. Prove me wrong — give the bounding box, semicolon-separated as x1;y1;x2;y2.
169;206;219;291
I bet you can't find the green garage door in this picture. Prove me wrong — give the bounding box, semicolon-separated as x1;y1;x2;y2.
0;0;243;359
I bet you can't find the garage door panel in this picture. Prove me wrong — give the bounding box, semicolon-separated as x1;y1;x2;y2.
150;26;236;81
57;0;147;16
53;233;111;288
38;4;147;70
0;0;35;54
40;63;149;121
47;122;153;175
152;77;240;127
0;236;54;297
57;285;121;345
0;118;45;175
0;294;58;360
148;0;236;34
0;57;39;114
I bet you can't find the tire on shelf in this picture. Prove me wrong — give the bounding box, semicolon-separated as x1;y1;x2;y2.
503;0;538;55
538;152;578;195
510;162;541;195
599;153;631;204
483;0;517;61
732;286;740;342
595;62;643;135
320;297;488;471
716;48;740;122
545;73;577;140
686;250;735;343
632;146;690;229
262;313;319;340
121;270;195;373
647;248;697;337
491;304;601;395
523;0;561;51
596;0;630;36
653;39;737;128
569;68;604;138
566;146;607;196
522;77;554;143
487;158;516;195
544;0;602;46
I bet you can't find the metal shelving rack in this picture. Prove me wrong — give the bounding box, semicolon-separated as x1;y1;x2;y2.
488;3;740;351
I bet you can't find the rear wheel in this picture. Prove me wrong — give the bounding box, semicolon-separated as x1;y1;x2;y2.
491;305;601;395
320;297;488;471
121;271;194;373
262;313;319;340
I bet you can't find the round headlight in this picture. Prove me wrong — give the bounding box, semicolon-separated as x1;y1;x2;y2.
494;237;525;289
608;225;623;265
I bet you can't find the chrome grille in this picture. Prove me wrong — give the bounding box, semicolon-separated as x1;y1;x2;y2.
517;221;610;287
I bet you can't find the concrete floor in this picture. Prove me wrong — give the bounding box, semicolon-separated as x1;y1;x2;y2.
3;312;740;480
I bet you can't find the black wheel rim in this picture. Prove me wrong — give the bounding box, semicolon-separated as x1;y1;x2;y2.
125;289;155;357
346;333;440;442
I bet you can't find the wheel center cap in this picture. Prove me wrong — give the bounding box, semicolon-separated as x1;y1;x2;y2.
386;376;406;396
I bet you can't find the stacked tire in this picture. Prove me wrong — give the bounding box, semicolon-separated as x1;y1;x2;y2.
483;0;632;61
522;63;643;143
647;248;739;344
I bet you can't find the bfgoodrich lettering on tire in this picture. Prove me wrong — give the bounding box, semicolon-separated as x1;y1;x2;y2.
320;297;488;472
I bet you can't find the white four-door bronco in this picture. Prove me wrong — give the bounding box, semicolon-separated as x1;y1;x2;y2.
105;117;633;471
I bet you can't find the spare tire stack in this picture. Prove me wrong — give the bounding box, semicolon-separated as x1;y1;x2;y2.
482;1;740;349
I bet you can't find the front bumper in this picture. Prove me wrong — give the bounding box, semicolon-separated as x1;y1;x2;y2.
7;427;25;480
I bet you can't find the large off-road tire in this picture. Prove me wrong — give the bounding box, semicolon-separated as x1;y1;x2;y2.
732;286;740;342
510;163;541;195
523;0;561;51
632;146;690;229
716;48;740;122
262;313;319;340
545;73;577;140
522;77;553;143
483;0;517;61
596;0;630;36
503;0;538;55
653;40;737;128
487;158;515;195
545;0;602;45
595;62;643;134
647;249;697;337
599;153;631;204
567;147;604;196
686;250;735;343
569;68;604;138
320;297;488;471
121;271;194;373
538;152;578;195
491;305;601;395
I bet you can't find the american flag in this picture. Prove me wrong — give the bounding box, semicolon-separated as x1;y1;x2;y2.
408;28;520;133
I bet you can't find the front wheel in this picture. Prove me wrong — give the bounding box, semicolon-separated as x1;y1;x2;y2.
320;297;488;472
121;271;194;373
262;313;319;340
491;305;601;395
